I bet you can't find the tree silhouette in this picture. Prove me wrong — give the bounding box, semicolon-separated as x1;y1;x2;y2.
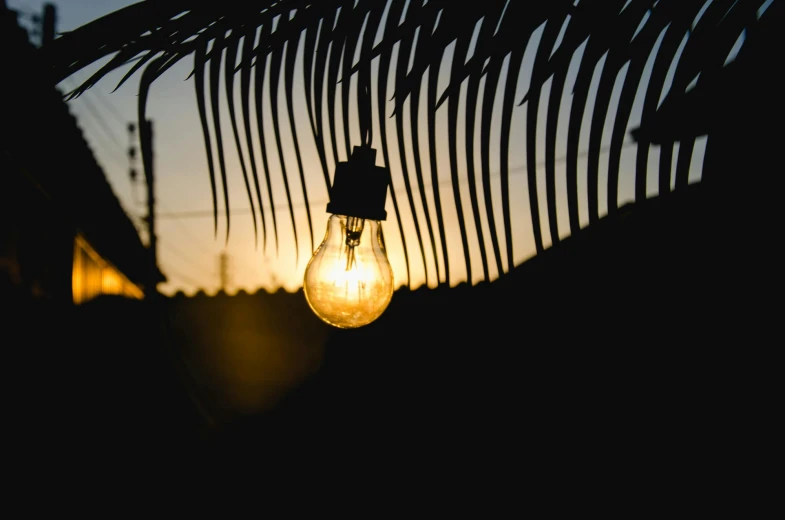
37;0;782;284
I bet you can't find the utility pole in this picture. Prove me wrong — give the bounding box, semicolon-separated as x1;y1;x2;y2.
135;118;165;288
262;256;279;289
219;251;230;291
127;122;142;232
30;2;56;47
41;3;55;45
219;251;231;292
141;120;157;264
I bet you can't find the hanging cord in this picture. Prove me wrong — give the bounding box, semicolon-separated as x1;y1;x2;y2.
358;66;372;147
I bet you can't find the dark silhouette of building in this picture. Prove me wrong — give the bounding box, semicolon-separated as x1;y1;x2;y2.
0;0;162;306
1;0;200;471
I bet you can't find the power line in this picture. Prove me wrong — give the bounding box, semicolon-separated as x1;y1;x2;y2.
160;203;264;282
62;80;129;169
73;110;128;168
157;205;320;219
160;203;256;280
90;87;127;126
160;240;215;280
156;142;637;219
127;212;147;235
74;87;126;151
162;266;204;289
159;202;216;258
92;138;129;172
60;82;140;231
160;243;260;292
56;78;142;237
63;79;142;243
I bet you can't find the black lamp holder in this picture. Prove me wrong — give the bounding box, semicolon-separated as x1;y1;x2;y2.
326;145;391;221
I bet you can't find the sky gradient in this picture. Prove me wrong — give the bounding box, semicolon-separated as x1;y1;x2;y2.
8;0;719;296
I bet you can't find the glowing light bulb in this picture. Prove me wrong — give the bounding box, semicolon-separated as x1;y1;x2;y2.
304;214;393;328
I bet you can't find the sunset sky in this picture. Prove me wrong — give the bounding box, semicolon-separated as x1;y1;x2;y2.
8;0;721;296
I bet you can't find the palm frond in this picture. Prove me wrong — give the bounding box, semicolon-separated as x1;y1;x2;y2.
40;0;777;285
239;25;268;250
224;28;259;245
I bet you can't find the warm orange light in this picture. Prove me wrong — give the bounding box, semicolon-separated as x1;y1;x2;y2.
303;215;393;328
72;234;143;304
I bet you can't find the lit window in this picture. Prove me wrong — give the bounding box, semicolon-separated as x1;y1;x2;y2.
72;234;143;304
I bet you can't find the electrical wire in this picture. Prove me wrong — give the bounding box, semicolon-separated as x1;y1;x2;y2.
155;142;637;219
61;80;129;169
160;240;215;281
91;87;127;127
74;88;126;151
159;202;217;258
159;202;263;284
160;266;203;289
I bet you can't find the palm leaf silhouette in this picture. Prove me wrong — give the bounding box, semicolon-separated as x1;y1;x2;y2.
41;0;777;286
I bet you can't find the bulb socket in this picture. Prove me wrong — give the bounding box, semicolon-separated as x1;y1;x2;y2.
326;146;390;221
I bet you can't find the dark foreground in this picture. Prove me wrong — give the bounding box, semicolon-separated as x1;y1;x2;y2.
3;183;776;502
